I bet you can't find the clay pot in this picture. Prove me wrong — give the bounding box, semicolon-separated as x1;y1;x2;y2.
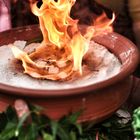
0;25;139;122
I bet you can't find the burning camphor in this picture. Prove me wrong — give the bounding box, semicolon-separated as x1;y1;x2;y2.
10;0;115;81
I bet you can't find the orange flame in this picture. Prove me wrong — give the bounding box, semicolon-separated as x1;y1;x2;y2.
10;0;115;80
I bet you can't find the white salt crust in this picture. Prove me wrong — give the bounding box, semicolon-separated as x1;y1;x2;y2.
0;41;121;90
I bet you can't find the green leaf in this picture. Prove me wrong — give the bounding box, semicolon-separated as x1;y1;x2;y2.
102;122;112;127
68;110;82;124
132;107;140;139
18;123;39;140
28;103;43;113
5;106;18;123
70;131;76;140
42;132;53;140
18;127;27;140
74;123;82;135
37;115;50;130
0;122;17;140
51;120;58;139
0;113;7;132
16;112;30;136
57;125;70;140
26;123;39;140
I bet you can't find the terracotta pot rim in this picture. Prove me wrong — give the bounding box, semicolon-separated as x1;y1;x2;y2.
0;25;139;97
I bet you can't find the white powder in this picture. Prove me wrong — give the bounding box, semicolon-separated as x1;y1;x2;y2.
0;41;121;90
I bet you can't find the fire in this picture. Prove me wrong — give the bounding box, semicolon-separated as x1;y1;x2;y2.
10;0;115;80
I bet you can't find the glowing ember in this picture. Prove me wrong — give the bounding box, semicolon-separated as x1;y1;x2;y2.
10;0;115;81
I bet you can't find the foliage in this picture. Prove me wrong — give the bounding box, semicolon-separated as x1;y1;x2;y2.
132;107;140;140
0;104;133;140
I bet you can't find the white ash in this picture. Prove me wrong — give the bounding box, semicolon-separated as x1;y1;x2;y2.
48;66;59;74
0;40;121;90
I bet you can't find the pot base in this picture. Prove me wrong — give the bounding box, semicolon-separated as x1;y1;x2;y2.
0;77;132;122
